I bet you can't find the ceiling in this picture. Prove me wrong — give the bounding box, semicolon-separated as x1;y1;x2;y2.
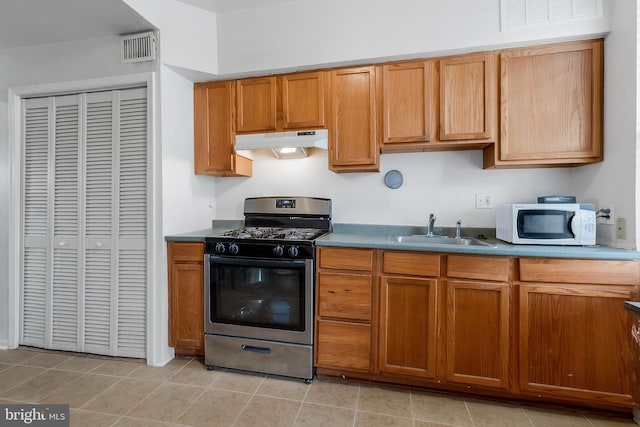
0;0;155;49
177;0;297;13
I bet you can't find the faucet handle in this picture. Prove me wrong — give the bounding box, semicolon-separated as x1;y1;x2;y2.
455;219;462;239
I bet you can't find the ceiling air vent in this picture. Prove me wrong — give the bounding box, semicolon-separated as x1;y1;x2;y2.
501;0;603;31
121;31;157;64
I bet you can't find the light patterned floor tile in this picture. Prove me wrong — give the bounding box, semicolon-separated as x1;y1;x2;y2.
304;379;359;409
127;357;190;381
81;378;160;415
54;356;106;373
524;408;592;427
411;391;473;426
39;373;119;407
357;385;412;418
1;369;81;402
176;388;251;427
257;375;310;401
0;349;39;365
19;352;72;368
126;382;205;422
69;409;121;427
294;402;355;427
167;359;220;387
233;395;301;427
465;398;533;427
355;411;413;427
90;360;144;377
211;369;265;393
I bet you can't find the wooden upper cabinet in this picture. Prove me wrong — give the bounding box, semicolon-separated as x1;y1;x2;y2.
236;76;278;133
381;60;435;144
485;38;603;168
282;71;328;129
329;66;380;172
237;71;328;133
439;52;495;141
194;81;252;177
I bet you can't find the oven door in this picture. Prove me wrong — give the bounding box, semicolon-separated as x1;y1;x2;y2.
204;254;313;345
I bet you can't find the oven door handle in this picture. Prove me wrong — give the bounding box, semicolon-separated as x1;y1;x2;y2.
209;256;307;269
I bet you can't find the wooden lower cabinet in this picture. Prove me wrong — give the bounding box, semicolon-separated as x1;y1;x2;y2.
315;247;640;412
378;276;437;378
168;242;205;356
445;255;511;389
315;247;374;373
317;319;371;371
519;282;635;406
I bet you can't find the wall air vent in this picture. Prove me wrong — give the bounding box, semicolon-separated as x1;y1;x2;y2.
501;0;603;31
121;31;157;63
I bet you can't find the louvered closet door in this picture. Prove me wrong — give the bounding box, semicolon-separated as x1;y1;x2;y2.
83;91;115;355
21;87;148;358
51;95;82;351
22;97;51;348
116;87;148;358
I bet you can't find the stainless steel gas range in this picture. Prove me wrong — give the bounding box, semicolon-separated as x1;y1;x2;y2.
203;196;331;381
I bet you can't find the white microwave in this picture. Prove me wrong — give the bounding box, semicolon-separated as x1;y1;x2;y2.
496;204;596;245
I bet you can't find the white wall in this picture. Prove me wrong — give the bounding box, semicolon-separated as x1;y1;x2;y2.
0;101;8;348
0;35;153;102
160;65;217;235
214;150;575;228
123;0;219;75
574;1;637;249
217;0;610;76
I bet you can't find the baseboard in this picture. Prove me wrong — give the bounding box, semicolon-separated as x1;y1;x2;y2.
633;407;640;425
0;339;10;350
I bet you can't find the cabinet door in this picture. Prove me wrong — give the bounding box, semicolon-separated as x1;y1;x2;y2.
236;76;278;133
282;71;327;129
381;61;435;144
379;276;437;378
316;319;371;371
446;279;509;388
519;283;634;406
168;242;204;355
440;52;495;141
194;81;252;177
329;66;379;172
496;39;603;165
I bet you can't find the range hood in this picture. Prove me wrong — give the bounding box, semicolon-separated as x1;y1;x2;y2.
235;129;328;151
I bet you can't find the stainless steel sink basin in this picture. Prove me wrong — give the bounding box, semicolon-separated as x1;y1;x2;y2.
390;235;496;247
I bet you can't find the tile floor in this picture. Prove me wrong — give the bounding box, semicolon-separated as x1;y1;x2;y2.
0;346;637;427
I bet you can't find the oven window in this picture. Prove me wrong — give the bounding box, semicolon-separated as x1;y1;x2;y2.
210;261;305;331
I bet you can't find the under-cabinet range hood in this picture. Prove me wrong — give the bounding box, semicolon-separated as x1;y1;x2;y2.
235;129;328;159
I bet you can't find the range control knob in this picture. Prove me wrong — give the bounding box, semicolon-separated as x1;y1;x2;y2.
228;242;239;255
288;246;299;257
215;242;226;254
273;245;284;257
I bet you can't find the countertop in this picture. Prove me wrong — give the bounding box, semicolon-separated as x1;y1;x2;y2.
165;222;640;261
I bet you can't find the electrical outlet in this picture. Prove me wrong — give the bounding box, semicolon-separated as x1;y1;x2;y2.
616;217;627;240
475;193;493;209
597;204;615;225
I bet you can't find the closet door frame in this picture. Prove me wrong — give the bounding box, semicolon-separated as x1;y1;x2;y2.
7;73;163;364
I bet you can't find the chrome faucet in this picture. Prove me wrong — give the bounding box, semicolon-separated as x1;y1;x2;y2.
455;219;462;239
427;213;436;237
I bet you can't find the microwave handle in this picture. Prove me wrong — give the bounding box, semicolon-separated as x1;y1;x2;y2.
570;212;580;239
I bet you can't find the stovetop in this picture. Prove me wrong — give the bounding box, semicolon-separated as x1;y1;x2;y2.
222;227;328;241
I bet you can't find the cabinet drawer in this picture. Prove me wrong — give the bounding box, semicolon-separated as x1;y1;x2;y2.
316;319;371;371
318;247;373;271
447;255;509;282
168;242;204;262
317;272;371;321
519;258;640;285
383;251;440;277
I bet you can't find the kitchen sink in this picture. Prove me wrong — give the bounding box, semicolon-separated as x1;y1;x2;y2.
389;235;496;247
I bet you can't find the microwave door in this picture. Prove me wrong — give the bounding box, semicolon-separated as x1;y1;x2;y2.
517;210;574;239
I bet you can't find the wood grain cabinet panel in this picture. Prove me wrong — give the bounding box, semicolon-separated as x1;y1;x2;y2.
329;66;379;172
485;39;603;168
439;51;495;141
446;279;510;388
194;81;252;177
382;251;440;277
282;71;328;129
315;247;374;373
318;247;373;271
381;61;435;144
168;242;204;356
236;76;278;133
317;319;371;371
379;276;438;378
317;272;372;321
519;282;635;406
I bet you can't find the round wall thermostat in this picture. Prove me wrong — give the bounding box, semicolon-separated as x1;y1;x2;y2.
384;170;403;189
